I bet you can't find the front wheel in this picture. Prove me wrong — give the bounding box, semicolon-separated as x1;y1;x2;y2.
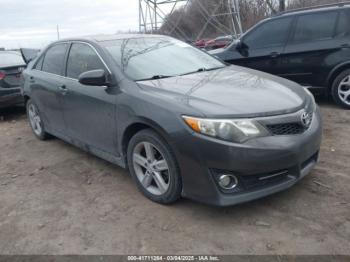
127;129;182;204
332;69;350;109
27;99;49;140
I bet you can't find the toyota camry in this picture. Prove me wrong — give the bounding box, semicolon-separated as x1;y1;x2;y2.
22;35;322;206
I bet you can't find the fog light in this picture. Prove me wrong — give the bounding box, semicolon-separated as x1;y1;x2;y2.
218;174;238;190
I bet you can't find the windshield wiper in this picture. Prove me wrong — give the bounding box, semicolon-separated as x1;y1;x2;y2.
137;75;173;81
180;66;225;76
137;66;226;81
181;68;207;76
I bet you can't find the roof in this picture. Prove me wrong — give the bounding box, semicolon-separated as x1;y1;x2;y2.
57;33;168;43
275;2;350;17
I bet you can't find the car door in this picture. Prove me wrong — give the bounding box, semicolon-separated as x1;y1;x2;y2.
281;11;340;87
226;17;293;76
333;9;350;62
61;42;118;155
29;43;68;135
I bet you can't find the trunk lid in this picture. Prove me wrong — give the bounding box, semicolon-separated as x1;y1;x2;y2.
0;65;25;88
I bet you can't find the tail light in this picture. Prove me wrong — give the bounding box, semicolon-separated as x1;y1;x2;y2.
0;71;5;80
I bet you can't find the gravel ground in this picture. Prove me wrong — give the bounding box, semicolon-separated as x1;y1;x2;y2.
0;98;349;255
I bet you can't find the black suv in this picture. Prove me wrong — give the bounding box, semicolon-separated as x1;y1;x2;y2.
211;3;350;108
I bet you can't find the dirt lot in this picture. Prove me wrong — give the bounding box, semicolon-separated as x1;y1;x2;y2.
0;99;349;255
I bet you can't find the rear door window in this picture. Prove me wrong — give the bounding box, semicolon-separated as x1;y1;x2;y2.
243;17;293;49
336;9;350;38
292;11;338;43
42;44;68;75
66;43;105;79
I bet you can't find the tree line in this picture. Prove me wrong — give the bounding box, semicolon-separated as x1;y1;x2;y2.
159;0;344;40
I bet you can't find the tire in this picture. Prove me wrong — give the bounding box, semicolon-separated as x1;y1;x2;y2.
331;69;350;109
26;99;50;140
127;129;182;204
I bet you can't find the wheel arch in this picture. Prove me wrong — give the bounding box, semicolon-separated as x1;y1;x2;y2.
120;118;174;165
23;94;30;104
327;62;350;91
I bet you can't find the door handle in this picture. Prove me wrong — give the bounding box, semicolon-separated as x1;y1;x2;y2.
29;76;35;83
270;52;280;58
340;44;350;49
58;85;68;94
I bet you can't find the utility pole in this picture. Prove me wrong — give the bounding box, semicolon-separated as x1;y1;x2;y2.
154;1;158;31
56;25;60;40
279;0;286;12
229;0;243;37
139;0;242;39
139;0;188;36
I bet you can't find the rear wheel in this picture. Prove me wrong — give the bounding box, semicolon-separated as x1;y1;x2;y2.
127;129;182;204
332;69;350;109
27;99;49;140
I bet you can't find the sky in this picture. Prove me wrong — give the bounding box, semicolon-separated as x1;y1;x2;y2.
0;0;145;49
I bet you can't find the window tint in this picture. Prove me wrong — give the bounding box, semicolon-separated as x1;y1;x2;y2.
66;43;105;79
34;55;44;70
244;17;292;49
42;44;68;75
336;9;350;38
293;12;338;43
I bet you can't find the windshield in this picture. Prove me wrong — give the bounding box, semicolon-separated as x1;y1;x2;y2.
102;37;225;81
0;52;25;67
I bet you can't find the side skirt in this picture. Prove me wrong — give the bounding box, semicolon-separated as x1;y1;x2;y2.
47;129;126;169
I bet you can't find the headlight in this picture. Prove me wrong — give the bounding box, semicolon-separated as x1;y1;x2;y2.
182;116;269;143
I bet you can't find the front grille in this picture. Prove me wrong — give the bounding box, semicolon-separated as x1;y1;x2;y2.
265;109;314;136
266;123;306;135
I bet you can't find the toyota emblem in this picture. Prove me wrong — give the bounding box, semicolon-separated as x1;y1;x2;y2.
301;111;312;128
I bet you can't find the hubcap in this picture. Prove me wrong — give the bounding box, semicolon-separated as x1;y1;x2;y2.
28;104;42;136
338;75;350;106
132;142;170;196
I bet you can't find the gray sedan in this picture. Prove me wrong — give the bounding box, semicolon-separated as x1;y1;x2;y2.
22;35;322;206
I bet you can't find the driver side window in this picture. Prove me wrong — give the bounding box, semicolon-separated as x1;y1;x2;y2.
243;17;293;49
66;43;106;79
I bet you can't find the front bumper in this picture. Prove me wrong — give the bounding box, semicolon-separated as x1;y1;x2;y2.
0;87;23;108
173;107;323;206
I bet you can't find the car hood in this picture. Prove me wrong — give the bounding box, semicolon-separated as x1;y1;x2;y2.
209;48;226;55
136;66;308;118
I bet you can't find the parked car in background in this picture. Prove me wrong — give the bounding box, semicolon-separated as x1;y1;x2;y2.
22;34;322;206
205;35;234;50
0;51;26;108
194;38;210;49
211;3;350;109
20;48;40;64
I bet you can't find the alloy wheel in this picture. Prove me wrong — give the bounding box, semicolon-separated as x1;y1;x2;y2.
28;103;43;136
132;141;170;196
338;75;350;106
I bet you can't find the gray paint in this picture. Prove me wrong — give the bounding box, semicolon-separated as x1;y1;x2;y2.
22;35;322;206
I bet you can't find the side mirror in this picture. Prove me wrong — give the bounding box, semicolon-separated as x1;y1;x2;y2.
235;40;248;51
235;40;242;50
235;40;249;57
78;69;109;86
